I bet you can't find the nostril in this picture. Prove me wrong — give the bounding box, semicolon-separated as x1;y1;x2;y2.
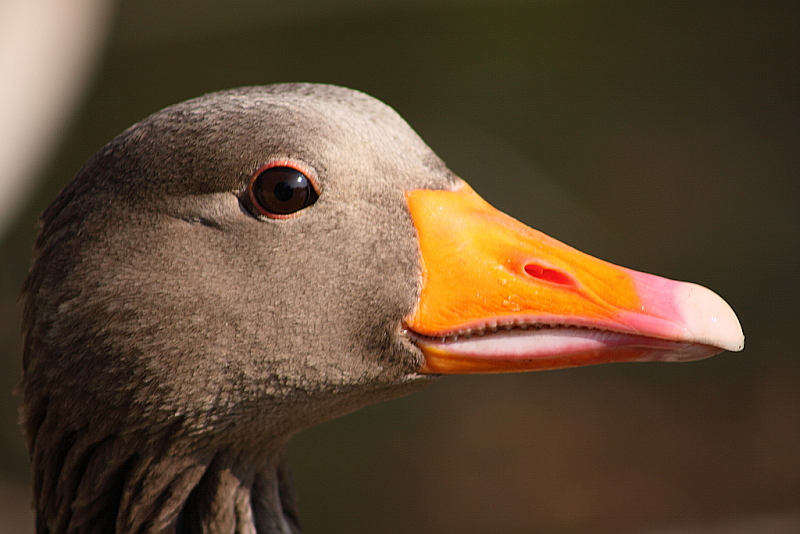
524;263;573;286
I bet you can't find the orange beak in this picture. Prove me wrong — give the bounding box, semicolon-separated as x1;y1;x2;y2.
404;184;744;374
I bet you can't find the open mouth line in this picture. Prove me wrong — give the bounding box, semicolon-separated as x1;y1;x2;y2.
405;322;611;344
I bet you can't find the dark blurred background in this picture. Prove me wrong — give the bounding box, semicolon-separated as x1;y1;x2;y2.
1;1;798;533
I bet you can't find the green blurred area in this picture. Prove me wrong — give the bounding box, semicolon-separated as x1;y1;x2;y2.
1;1;798;533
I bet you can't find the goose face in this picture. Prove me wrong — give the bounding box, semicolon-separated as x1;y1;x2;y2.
23;84;743;448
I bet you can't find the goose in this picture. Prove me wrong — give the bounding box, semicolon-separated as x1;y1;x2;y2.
20;83;744;534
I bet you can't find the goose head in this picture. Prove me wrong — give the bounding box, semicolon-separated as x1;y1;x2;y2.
21;84;743;533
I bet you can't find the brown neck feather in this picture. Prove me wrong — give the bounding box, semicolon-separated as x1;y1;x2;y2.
25;399;299;534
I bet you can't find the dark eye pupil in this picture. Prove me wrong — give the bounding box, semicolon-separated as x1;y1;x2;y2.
273;180;295;202
251;167;318;215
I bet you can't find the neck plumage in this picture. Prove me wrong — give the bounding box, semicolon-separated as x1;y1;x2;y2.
27;415;301;534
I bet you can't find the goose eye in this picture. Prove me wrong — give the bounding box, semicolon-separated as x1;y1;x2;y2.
249;166;319;217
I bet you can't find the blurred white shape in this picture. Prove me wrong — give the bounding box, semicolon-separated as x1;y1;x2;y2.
0;0;113;236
